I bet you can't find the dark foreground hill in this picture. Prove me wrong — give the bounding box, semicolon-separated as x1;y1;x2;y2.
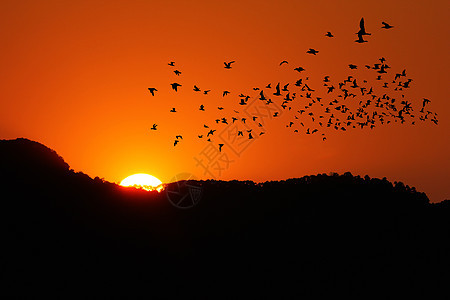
0;138;449;298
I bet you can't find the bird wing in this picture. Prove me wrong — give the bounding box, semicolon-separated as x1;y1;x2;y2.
360;17;365;31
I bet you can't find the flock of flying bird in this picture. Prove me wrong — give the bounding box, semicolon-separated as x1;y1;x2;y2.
147;18;438;151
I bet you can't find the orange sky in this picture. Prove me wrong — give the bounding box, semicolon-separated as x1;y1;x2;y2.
1;0;449;202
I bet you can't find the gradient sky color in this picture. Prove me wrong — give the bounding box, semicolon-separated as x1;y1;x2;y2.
0;0;449;202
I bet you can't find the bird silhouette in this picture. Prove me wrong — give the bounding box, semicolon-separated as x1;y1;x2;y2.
259;90;266;100
176;135;183;140
150;124;157;130
349;64;357;69
174;140;179;146
168;61;175;66
203;90;211;95
170;108;177;112
193;85;201;92
306;48;319;55
325;31;334;37
381;22;393;29
224;61;235;69
273;83;281;96
294;67;305;73
357;17;371;36
148;88;157;96
218;144;224;152
223;91;230;97
174;70;181;76
280;60;289;65
199;105;205;111
170;83;181;91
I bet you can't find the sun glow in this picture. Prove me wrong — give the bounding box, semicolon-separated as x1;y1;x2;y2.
120;173;164;192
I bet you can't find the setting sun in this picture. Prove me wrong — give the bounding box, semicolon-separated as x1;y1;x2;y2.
120;173;164;192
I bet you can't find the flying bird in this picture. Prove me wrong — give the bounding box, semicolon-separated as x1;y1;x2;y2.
170;83;181;91
325;32;334;37
148;88;157;96
381;22;393;29
170;108;177;112
168;61;175;66
223;90;230;97
280;60;289;65
259;90;266;100
294;67;305;73
357;17;371;36
174;70;181;76
150;124;157;130
273;83;281;96
306;48;319;55
224;61;235;69
199;105;205;111
203;90;211;95
193;85;201;92
218;144;224;152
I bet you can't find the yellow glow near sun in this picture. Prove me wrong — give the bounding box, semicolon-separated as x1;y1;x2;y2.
120;173;164;192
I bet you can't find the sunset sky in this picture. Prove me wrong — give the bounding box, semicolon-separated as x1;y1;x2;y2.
0;0;449;202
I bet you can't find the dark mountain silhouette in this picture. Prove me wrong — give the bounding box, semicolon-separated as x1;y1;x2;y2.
1;138;449;298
